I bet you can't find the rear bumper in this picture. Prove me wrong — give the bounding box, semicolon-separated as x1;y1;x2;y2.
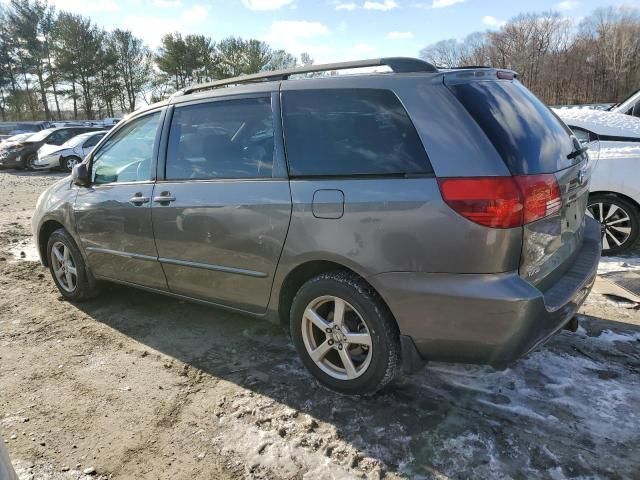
370;217;601;368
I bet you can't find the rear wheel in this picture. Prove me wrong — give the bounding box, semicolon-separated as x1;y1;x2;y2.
587;194;639;255
290;271;400;395
61;155;81;172
47;229;99;301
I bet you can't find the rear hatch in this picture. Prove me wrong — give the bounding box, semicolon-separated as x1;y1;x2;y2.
445;71;590;289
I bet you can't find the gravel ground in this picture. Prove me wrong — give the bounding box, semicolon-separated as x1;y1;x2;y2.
0;170;639;480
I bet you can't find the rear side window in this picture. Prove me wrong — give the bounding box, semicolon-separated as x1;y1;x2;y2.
283;89;432;176
449;81;576;174
166;97;275;180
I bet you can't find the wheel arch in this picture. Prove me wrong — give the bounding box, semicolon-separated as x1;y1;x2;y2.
589;191;640;212
38;219;66;267
275;259;396;330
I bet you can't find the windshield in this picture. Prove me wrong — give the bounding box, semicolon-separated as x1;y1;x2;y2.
61;133;94;148
26;128;56;142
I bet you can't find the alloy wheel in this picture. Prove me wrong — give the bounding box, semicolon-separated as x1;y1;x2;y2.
65;157;78;172
51;241;77;293
587;201;633;251
301;295;373;380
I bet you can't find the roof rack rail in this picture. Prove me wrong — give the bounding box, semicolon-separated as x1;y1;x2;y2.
178;57;438;96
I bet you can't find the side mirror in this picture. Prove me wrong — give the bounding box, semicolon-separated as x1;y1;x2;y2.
72;162;91;187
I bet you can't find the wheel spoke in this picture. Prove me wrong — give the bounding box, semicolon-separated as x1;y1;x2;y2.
53;247;64;263
54;266;64;282
597;203;604;222
332;298;346;327
605;204;619;220
304;308;330;331
309;340;332;362
607;216;630;226
65;271;74;288
606;229;622;246
338;348;357;379
602;232;610;250
67;265;77;276
63;245;69;262
344;332;372;347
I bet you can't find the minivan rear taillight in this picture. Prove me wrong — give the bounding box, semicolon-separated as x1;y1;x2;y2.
438;175;562;229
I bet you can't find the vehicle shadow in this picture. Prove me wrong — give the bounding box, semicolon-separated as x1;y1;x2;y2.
0;168;67;178
75;283;640;479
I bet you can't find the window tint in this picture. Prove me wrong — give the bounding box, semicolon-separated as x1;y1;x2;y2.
92;112;161;184
83;134;104;148
47;129;75;145
449;81;576;174
282;89;432;176
166;97;275;180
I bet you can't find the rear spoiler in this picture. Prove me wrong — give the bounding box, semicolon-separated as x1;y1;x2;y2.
442;67;518;85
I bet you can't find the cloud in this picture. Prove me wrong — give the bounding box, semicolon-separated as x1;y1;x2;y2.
263;20;330;57
335;2;356;10
363;0;398;11
242;0;294;10
122;4;210;48
48;0;119;13
151;0;182;7
482;15;506;28
387;31;413;39
181;4;208;22
431;0;465;7
555;0;579;11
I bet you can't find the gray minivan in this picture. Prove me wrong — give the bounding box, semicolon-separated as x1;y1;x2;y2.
32;58;601;394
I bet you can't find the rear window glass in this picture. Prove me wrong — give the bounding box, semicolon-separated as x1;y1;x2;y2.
449;81;576;174
283;89;432;176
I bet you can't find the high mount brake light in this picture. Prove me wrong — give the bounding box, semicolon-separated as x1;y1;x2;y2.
438;175;562;229
497;70;515;80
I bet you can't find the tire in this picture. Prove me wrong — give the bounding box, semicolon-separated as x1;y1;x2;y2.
25;153;37;170
290;271;400;395
588;194;640;255
61;156;81;172
46;228;99;301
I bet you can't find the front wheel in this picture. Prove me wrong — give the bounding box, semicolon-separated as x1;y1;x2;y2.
290;271;400;395
587;194;640;255
61;156;81;172
47;229;99;301
25;153;38;170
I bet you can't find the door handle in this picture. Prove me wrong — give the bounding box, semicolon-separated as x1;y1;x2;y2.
153;192;176;204
129;194;149;205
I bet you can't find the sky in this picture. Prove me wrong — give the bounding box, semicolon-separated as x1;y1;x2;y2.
21;0;640;62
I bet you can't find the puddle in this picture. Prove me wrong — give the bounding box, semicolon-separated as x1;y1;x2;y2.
9;239;40;262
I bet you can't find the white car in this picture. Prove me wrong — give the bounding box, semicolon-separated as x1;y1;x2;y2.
33;130;106;172
555;107;640;254
610;88;640;118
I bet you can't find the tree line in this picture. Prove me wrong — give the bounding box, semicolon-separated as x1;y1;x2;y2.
419;6;640;106
2;1;639;122
0;0;311;121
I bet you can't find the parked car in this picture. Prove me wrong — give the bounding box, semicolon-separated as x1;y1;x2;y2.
609;88;640;118
32;58;600;395
0;126;103;169
554;107;640;254
33;131;107;172
0;439;18;480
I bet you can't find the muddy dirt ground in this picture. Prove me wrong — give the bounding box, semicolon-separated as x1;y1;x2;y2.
0;170;639;480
